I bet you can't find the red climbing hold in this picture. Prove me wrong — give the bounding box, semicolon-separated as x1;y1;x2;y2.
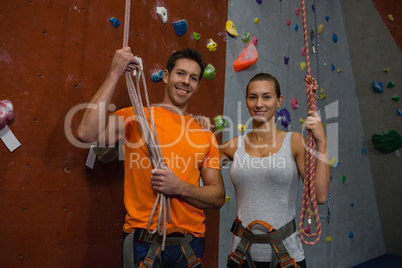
233;41;258;72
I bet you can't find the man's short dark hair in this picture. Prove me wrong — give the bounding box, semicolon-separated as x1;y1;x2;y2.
166;48;207;81
246;73;281;98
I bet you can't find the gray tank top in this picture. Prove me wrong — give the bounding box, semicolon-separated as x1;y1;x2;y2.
230;132;305;262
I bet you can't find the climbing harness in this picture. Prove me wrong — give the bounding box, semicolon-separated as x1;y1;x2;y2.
227;218;299;268
124;227;202;268
298;0;322;245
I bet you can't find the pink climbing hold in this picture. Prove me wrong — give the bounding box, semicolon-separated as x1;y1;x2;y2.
296;8;300;16
0;100;15;131
302;47;307;56
253;36;258;46
286;19;291;26
292;97;299;110
233;41;259;72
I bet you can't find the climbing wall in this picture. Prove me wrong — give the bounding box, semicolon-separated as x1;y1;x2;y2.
219;0;386;267
0;1;227;267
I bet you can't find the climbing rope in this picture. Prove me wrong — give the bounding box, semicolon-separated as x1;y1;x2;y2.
298;0;322;245
123;0;171;250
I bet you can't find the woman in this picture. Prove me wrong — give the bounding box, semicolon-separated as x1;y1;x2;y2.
221;73;330;268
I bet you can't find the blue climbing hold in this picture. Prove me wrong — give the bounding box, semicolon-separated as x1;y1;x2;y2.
109;17;121;28
332;33;338;43
350;203;354;207
151;70;163;82
275;108;291;128
325;16;329;21
294;24;299;32
349;232;354;239
173;20;188;37
398;109;402;116
331;64;335;72
372;81;384;93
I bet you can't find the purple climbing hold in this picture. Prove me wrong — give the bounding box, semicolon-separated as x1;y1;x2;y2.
284;55;290;65
312;4;315;12
372;81;384;93
256;0;262;4
275;108;291;128
173;20;188;37
109;17;121;28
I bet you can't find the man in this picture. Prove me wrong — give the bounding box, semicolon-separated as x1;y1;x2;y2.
77;47;225;267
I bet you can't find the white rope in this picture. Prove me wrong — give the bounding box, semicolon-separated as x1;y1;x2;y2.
123;0;171;250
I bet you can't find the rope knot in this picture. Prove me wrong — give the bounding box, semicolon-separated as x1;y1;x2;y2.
304;75;319;92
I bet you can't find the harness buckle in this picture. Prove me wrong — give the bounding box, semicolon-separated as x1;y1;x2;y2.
186;256;202;267
228;252;245;267
279;257;297;268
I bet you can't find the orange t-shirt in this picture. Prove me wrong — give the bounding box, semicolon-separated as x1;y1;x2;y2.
115;106;220;237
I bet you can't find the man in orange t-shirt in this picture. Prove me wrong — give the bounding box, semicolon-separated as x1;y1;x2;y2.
77;47;225;267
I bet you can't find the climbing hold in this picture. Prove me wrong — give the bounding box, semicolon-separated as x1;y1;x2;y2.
388;14;394;22
241;32;250;43
64;167;71;174
296;8;300;16
311;4;315;12
226;20;239;37
372;130;402;153
294;24;299;32
332;33;338;43
351;203;354;207
349;232;354;239
207;39;217;52
0;100;15;131
372;81;384;93
342;175;346;184
310;30;315;40
233;41;258;72
302;47;307;56
337;69;342;73
254;18;260;24
284;55;290;65
151;70;163;82
398;109;402;116
299;118;305;128
238;124;245;133
253;36;258;46
316;88;326;100
203;64;216;80
225;196;230;204
156;7;168;24
326;236;332;242
387;81;395;88
329;157;338;167
214;115;226;132
325;16;329;21
286;19;291;26
361;148;365;154
392;96;400;101
383;67;391;72
300;62;306;71
317;24;324;34
292;97;299;110
173;20;188;37
193;32;201;41
109;17;121;28
256;0;262;4
275;108;291;128
331;64;335;72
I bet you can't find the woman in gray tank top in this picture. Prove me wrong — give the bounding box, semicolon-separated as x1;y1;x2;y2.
220;73;330;268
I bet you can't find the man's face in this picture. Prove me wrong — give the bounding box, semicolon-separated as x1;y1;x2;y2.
163;58;201;111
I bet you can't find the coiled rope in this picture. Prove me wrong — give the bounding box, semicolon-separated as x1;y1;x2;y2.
123;0;171;250
298;0;322;245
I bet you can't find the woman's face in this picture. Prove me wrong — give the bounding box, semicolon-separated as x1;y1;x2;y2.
246;80;283;123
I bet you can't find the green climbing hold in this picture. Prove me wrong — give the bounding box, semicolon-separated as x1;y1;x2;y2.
193;32;201;41
241;32;250;43
387;81;395;88
372;130;402;153
342;175;346;184
392;96;400;101
214;115;226;132
203;64;216;80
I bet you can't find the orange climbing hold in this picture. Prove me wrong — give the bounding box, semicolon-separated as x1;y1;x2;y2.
233;41;258;72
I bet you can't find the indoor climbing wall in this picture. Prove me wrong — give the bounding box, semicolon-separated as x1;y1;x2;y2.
219;0;386;267
0;1;227;267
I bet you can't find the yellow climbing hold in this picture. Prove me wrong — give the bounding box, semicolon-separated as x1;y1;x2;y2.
300;62;306;71
226;20;239;36
254;18;260;24
299;118;305;128
329;157;337;167
225;196;230;204
207;39;217;52
326;236;332;242
337;69;342;73
238;124;246;133
317;24;325;34
384;67;391;72
388;14;394;22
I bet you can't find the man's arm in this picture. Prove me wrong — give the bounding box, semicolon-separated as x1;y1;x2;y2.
76;47;139;145
150;167;225;209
